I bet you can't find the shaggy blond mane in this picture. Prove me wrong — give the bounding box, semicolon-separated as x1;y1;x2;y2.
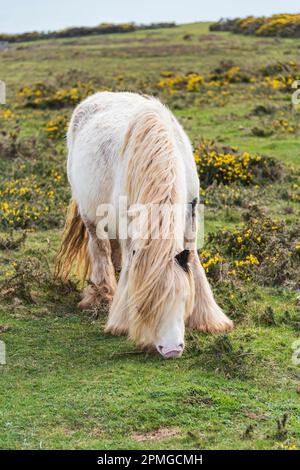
122;105;194;344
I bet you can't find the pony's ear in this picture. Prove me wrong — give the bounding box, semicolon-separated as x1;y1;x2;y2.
175;249;190;272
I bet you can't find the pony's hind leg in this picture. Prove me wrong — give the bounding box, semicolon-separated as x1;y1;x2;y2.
78;220;117;310
187;252;233;332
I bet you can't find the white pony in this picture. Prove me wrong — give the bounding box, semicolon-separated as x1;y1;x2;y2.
55;92;233;358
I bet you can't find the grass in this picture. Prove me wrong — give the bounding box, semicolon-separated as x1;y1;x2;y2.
0;22;300;450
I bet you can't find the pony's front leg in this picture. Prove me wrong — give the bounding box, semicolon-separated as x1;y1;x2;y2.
79;221;117;310
186;251;233;332
105;265;129;336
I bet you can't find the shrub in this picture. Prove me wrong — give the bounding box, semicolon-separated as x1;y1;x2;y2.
210;14;300;38
0;22;176;43
0;170;68;230
260;60;299;77
45;115;68;140
0;256;77;304
194;140;284;187
17;82;95;109
210;62;252;83
200;335;257;378
158;73;205;93
205;208;300;287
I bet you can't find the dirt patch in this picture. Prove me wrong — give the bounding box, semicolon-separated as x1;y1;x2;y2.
244;411;268;421
132;427;180;442
93;44;207;58
199;34;224;42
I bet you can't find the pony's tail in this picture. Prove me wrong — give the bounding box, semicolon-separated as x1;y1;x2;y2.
54;200;90;283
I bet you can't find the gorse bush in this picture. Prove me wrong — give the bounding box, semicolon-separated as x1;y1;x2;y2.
210;62;252;84
45;115;69;140
202;208;300;287
272;117;300;135
158;65;251;94
0;173;67;229
17;82;95;109
0;256;77;304
194;140;284;187
200;335;257;379
157;59;300;111
158;72;205;93
260;60;299;77
0;257;50;303
0;22;176;43
0;131;69;230
210;14;300;38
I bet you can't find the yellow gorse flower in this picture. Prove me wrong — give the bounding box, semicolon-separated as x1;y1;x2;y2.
158;73;204;93
235;254;260;267
194;140;264;186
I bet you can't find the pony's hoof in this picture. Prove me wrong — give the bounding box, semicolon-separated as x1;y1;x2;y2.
78;298;98;310
104;324;128;336
187;313;234;333
78;285;114;310
207;318;234;333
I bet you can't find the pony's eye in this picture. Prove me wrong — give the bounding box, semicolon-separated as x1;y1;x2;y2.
133;250;136;256
175;249;190;272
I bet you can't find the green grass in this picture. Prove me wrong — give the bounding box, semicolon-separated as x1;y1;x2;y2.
0;22;300;450
177;105;300;167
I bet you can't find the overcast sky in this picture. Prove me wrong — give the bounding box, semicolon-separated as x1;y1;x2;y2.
1;0;300;34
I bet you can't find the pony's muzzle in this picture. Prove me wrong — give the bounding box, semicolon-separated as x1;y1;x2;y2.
157;344;184;359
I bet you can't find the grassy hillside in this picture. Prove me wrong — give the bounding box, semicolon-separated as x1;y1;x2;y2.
0;22;299;450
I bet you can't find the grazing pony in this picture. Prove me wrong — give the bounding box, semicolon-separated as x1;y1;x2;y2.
55;92;233;358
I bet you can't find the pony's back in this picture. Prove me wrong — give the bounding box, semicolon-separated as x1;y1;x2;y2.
67;91;167;149
66;92;188;220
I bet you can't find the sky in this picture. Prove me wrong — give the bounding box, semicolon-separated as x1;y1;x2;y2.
0;0;300;34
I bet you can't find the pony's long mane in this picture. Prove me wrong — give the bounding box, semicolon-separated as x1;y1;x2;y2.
122;103;193;344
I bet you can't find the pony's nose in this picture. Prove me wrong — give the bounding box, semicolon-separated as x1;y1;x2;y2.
157;343;184;359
